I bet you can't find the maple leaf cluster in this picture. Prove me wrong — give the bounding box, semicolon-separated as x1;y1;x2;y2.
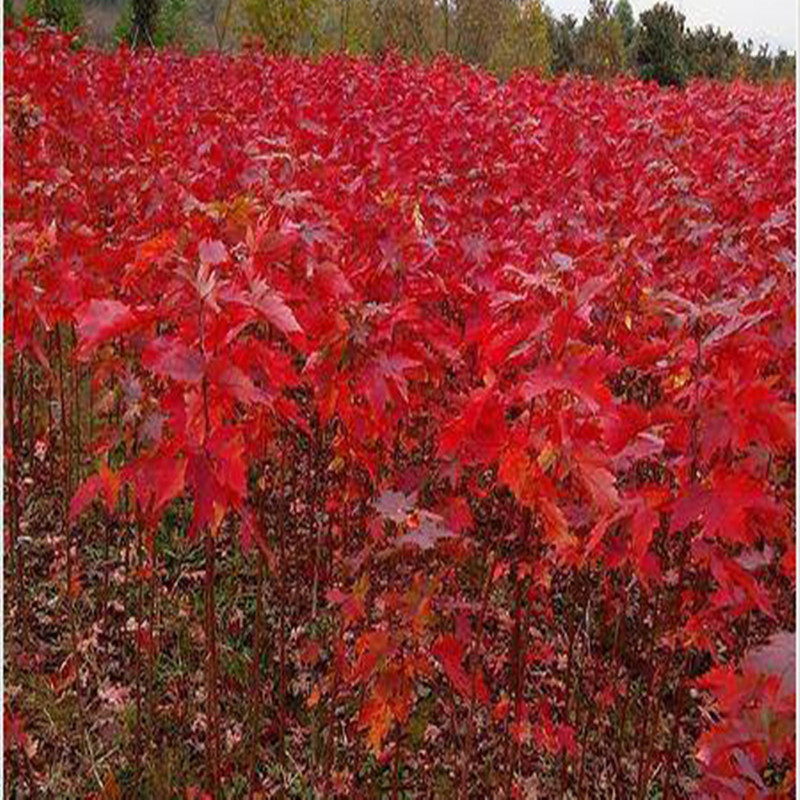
3;25;795;799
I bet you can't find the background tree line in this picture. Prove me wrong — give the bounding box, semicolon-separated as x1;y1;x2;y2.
8;0;797;85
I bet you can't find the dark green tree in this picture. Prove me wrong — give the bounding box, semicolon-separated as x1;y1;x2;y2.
316;0;374;53
635;2;687;87
488;0;551;78
744;41;773;81
131;0;159;45
547;12;578;74
241;0;320;53
576;0;625;78
686;24;739;80
613;0;635;53
371;0;438;58
116;0;196;49
454;0;509;65
25;0;84;32
772;48;796;81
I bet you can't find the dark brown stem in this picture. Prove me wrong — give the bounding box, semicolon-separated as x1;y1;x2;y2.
88;357;93;447
26;355;35;475
506;511;531;799
56;327;92;772
325;503;334;594
576;668;600;799
613;582;631;795
47;346;55;472
72;344;81;482
659;327;704;798
309;428;322;621
248;549;265;799
147;531;158;757
611;579;629;665
278;445;288;790
323;484;348;793
505;566;523;799
14;370;29;652
6;356;26;654
614;681;631;797
639;686;662;800
661;677;686;800
635;590;661;799
560;573;580;794
393;659;404;800
56;325;72;498
205;529;221;797
100;511;111;628
197;288;220;797
460;550;496;797
324;625;342;794
135;526;144;787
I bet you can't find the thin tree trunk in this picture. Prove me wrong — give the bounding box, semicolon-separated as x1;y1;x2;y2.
339;0;347;50
576;667;600;799
560;573;581;794
72;351;81;483
248;550;265;798
215;0;234;51
505;512;531;799
100;512;111;627
309;432;322;621
460;551;496;796
26;357;35;474
6;356;27;653
147;533;158;760
278;447;288;793
323;474;348;792
634;591;661;799
56;326;72;499
135;527;144;788
205;529;221;796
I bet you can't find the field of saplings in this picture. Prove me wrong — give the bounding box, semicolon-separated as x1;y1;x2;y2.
4;25;795;799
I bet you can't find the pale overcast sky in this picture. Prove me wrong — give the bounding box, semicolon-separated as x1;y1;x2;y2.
546;1;797;52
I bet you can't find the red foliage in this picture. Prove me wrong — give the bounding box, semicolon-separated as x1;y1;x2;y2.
4;25;795;798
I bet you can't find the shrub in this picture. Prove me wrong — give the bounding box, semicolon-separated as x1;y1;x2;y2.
241;0;319;54
24;0;83;32
115;0;197;49
636;2;687;87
